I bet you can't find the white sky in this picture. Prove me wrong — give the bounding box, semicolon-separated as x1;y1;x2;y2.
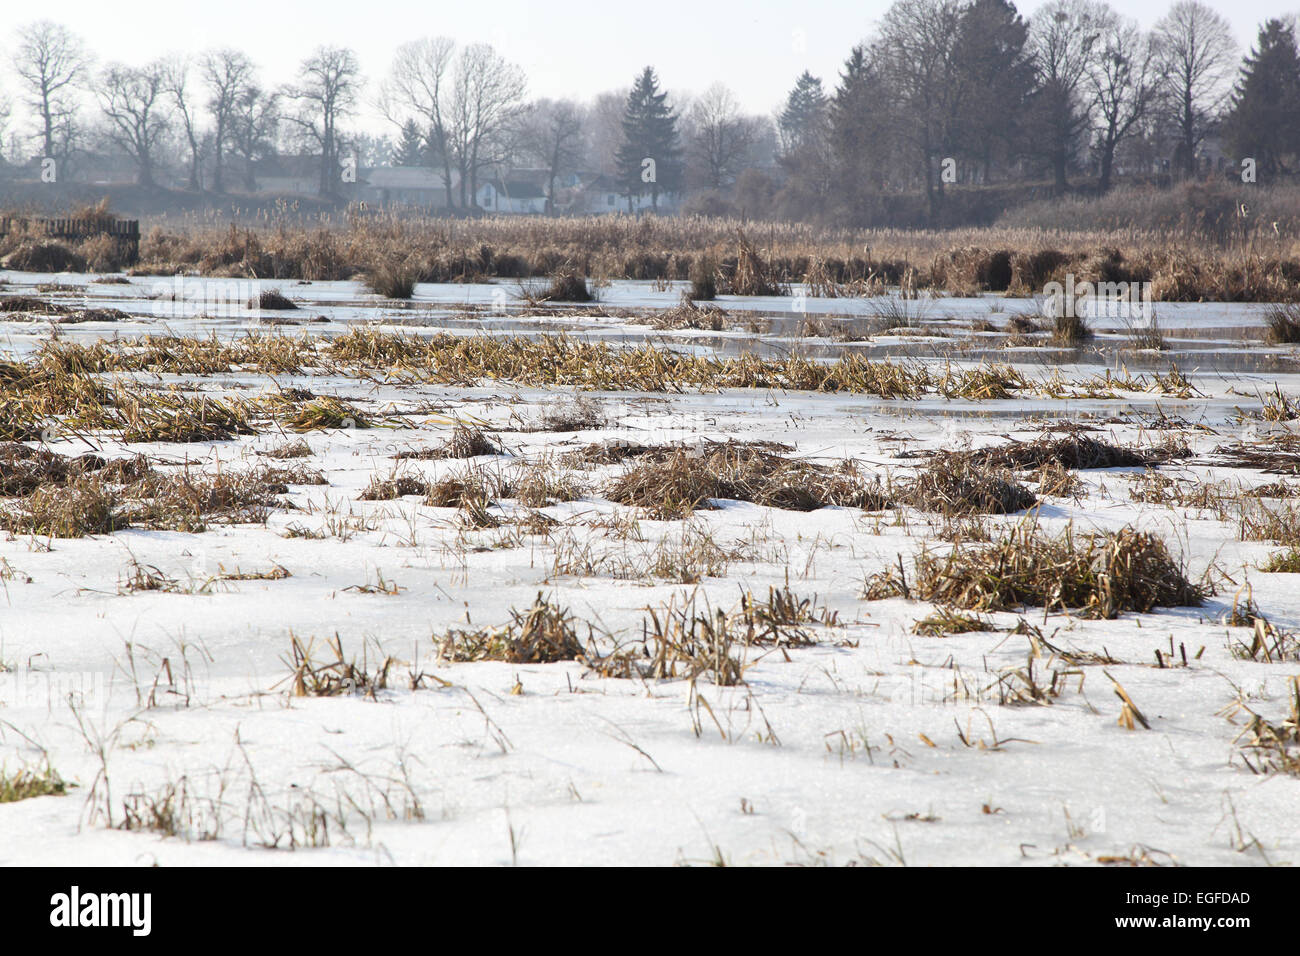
0;0;1290;135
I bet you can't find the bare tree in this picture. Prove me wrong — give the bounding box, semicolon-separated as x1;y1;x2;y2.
522;99;585;213
1087;13;1157;192
686;83;760;191
163;57;203;190
283;46;361;196
1028;0;1108;192
378;37;457;207
588;89;628;178
448;43;527;207
875;0;967;218
1153;0;1237;176
14;20;90;165
0;88;11;162
201;49;254;193
97;62;171;187
230;86;280;191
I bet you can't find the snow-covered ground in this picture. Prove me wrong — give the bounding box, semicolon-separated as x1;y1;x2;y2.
0;274;1297;865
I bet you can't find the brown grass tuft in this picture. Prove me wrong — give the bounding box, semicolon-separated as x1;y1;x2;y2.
864;523;1204;619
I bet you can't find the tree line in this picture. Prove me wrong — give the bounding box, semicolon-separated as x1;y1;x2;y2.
1;3;1297;225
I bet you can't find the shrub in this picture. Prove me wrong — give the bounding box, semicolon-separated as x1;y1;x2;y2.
688;257;718;300
251;288;298;310
1050;312;1093;347
1265;303;1300;344
364;258;419;299
545;269;593;303
1;241;87;273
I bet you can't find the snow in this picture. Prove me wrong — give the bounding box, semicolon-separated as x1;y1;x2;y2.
0;275;1297;866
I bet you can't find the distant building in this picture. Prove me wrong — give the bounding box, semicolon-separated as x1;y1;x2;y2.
359;166;458;208
568;173;677;214
475;176;547;214
251;155;321;194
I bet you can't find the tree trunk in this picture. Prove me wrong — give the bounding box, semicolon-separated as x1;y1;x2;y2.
923;152;937;224
213;117;226;193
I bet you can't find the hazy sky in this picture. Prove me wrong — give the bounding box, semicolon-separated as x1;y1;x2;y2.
1;0;1293;133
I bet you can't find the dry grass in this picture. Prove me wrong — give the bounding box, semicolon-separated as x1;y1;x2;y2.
112;392;256;443
516;396;608;432
261;438;313;459
424;466;508;509
903;456;1036;515
0;198;1290;301
605;443;887;519
544;269;594;303
285;633;396;698
1049;313;1093;347
359;470;429;501
0;330;1212;403
1237;502;1300;546
1259;548;1300;573
436;593;587;663
865;523;1204;619
738;585;835;645
1213;435;1300;474
646;297;733;331
0;444;149;496
251;289;297;310
122;467;289;532
637;591;746;685
957;430;1183;471
549;521;746;583
3;461;307;539
0;764;69;802
512;456;585;508
1;477;124;537
283;396;371;431
1233;677;1300;776
363;257;419;298
912;607;996;636
1265;303;1300;345
395;425;502;460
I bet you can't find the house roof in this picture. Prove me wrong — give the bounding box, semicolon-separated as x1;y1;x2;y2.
362;166;457;189
579;173;621;193
484;179;546;200
253;155;320;178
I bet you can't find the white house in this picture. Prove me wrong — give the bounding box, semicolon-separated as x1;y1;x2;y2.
359;166;458;208
251;155;320;194
476;177;548;214
569;173;677;215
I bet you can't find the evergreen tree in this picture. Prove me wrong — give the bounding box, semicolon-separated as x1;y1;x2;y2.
614;67;682;210
1224;19;1300;177
949;0;1035;181
778;71;829;154
392;118;424;166
830;45;894;213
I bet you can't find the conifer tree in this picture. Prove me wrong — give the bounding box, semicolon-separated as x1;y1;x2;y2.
614;67;682;210
1224;18;1300;176
778;71;829;154
392;118;424;166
